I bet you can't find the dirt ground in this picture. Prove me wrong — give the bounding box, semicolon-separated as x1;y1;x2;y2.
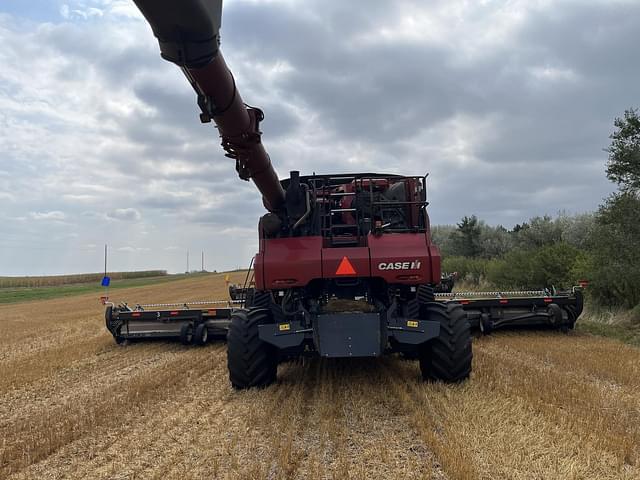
1;272;639;479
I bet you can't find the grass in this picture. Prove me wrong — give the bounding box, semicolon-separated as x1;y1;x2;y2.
0;274;197;304
574;302;640;348
577;320;640;347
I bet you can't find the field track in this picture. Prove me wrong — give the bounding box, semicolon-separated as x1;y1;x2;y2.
1;272;639;479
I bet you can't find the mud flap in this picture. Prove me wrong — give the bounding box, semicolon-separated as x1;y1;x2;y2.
390;319;440;345
258;321;306;349
315;313;383;357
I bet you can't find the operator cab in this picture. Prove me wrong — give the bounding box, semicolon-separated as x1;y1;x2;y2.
262;172;430;248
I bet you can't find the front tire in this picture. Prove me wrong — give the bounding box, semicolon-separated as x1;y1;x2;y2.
419;302;472;382
227;308;277;390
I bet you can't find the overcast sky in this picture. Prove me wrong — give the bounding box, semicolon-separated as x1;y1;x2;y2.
0;0;638;276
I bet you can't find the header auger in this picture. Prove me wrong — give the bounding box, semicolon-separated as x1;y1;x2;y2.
105;0;584;389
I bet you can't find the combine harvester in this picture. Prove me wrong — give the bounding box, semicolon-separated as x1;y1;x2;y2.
106;0;583;388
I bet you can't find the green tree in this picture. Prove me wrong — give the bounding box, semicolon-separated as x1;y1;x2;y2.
430;224;456;256
556;212;595;250
587;192;640;308
450;215;482;257
606;108;640;191
511;215;562;250
479;224;512;258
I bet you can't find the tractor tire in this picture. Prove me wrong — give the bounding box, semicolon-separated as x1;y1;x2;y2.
194;323;209;345
419;302;472;382
245;290;271;309
180;323;194;345
417;285;435;304
227;308;277;390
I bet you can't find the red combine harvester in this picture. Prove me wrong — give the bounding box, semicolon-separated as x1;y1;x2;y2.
106;0;583;389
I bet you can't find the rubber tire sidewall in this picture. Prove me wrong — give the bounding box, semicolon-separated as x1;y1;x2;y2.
419;302;472;382
180;323;194;345
227;308;277;389
195;323;209;345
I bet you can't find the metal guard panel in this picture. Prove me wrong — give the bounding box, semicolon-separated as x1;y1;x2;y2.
315;313;382;358
391;319;440;344
258;322;305;349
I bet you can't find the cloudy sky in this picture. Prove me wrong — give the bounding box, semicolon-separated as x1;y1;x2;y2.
0;0;638;275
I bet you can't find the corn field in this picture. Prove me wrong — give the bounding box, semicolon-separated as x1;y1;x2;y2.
0;270;167;288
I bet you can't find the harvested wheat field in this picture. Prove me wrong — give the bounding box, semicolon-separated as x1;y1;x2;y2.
1;272;639;480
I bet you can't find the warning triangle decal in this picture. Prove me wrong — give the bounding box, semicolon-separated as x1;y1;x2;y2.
336;256;356;275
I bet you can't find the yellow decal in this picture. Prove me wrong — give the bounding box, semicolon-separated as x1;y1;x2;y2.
279;323;291;331
407;320;419;328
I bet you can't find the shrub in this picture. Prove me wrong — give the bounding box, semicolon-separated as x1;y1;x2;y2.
486;243;581;290
442;256;490;285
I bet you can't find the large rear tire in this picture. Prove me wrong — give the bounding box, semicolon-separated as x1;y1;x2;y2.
245;290;272;309
417;285;435;304
419;302;472;382
227;308;277;390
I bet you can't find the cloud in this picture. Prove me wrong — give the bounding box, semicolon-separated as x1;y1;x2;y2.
117;246;150;253
30;211;66;221
106;208;141;222
1;0;638;274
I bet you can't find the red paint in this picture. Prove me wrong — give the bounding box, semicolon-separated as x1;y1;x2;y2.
255;229;441;289
368;232;438;285
260;236;323;289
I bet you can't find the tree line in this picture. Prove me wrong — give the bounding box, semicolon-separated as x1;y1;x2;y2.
434;108;640;310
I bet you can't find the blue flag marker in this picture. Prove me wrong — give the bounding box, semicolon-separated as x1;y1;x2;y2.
101;276;111;287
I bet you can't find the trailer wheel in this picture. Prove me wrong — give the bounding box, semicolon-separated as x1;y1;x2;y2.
419;302;472;382
195;323;209;345
180;323;194;345
479;312;493;334
227;308;277;390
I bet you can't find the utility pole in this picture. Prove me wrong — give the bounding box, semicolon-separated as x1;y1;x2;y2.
201;250;204;272
186;250;189;273
104;244;108;276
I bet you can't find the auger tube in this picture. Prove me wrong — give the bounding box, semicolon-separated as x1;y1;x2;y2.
133;0;285;211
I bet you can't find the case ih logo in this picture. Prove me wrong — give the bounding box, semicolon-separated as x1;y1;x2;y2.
377;260;421;271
